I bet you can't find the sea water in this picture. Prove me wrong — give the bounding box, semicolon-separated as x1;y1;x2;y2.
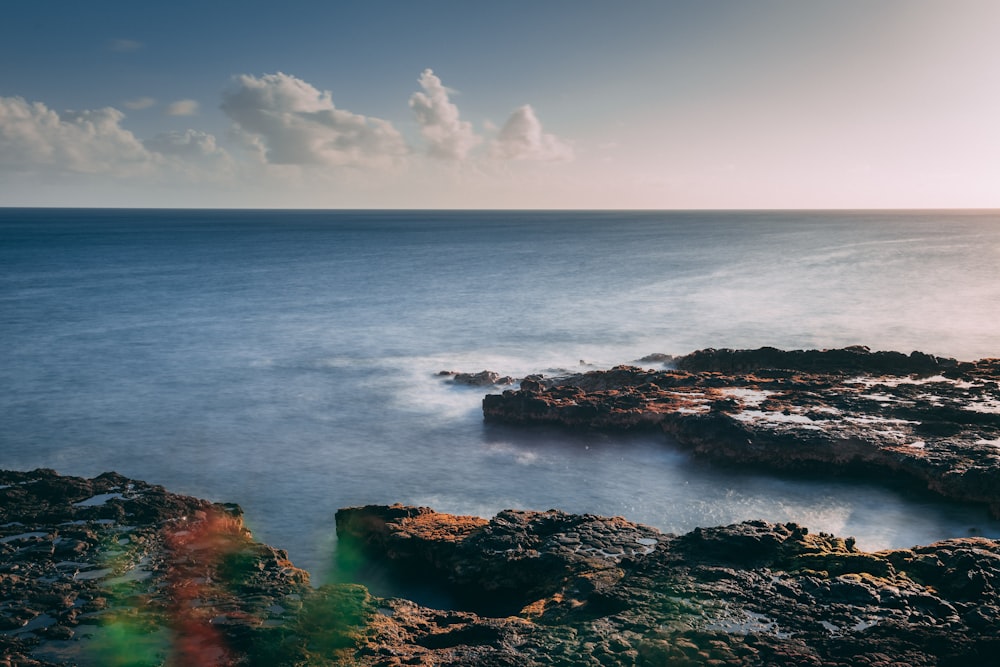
2;208;1000;579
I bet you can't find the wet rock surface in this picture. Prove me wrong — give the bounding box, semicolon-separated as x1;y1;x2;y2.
482;346;1000;515
0;469;330;666
4;469;1000;665
336;504;1000;666
440;370;516;387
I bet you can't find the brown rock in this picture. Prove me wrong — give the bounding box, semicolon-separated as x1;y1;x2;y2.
333;504;1000;666
482;347;1000;516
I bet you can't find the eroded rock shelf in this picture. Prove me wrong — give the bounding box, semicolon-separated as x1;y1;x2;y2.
484;347;1000;516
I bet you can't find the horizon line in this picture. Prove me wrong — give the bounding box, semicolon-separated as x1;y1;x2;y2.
3;206;1000;213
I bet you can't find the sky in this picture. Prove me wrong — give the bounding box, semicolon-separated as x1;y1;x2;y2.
1;0;998;209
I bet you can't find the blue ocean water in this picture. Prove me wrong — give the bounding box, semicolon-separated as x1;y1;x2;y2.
2;208;1000;579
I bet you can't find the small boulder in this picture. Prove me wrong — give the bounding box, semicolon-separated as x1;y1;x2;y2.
452;371;515;387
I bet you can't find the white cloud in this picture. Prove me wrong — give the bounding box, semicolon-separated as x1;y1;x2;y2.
143;130;235;183
0;72;582;206
0;96;152;174
124;97;156;110
491;105;573;161
220;72;407;168
0;95;232;188
144;129;222;158
165;99;199;116
409;69;481;160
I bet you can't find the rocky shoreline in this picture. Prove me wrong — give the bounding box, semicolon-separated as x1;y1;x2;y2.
5;345;1000;665
482;346;1000;517
3;468;1000;665
336;503;1000;666
0;469;314;666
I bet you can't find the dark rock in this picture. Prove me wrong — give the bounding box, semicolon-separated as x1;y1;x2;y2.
482;347;1000;516
8;469;1000;665
334;504;1000;666
673;346;957;375
0;469;313;667
518;376;545;392
636;353;675;365
449;370;516;387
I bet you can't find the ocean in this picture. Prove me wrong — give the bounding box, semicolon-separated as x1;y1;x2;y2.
2;208;1000;580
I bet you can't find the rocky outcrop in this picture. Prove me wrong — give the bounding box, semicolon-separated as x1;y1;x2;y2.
482;347;1000;516
673;346;956;375
440;370;516;387
335;504;1000;666
0;469;349;667
5;470;1000;665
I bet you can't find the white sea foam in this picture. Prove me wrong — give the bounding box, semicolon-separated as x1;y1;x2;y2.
485;442;540;466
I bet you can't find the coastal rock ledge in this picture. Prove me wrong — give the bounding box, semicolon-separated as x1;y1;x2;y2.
4;469;1000;666
483;346;1000;516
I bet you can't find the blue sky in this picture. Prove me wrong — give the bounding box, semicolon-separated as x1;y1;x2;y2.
2;1;998;208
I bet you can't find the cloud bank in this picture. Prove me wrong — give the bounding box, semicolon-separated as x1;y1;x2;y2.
144;129;225;160
0;96;152;174
0;72;571;176
0;95;231;186
220;72;408;168
0;69;575;206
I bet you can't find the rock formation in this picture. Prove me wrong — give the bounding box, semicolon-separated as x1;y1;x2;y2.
335;503;1000;666
4;469;1000;665
482;347;1000;516
440;370;516;387
0;469;328;666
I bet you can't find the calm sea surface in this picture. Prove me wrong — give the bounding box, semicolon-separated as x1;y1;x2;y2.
2;208;1000;579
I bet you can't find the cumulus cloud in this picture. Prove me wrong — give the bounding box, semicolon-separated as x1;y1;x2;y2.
409;69;481;160
124;96;156;110
491;105;573;161
144;129;222;158
0;95;231;185
143;129;234;181
165;99;199;116
0;96;152;174
220;72;407;168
